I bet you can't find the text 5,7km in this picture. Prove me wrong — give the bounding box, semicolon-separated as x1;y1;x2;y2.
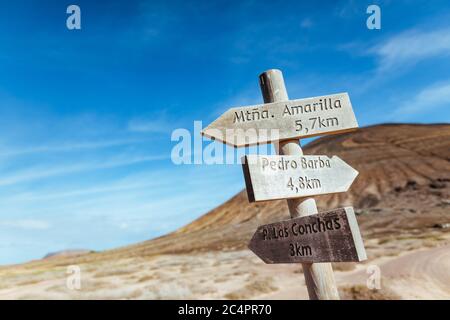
295;116;339;134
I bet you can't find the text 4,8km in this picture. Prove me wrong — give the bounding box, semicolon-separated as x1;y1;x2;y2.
295;116;339;133
287;176;321;193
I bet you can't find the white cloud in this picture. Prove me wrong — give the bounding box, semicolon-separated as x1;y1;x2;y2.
127;110;182;134
0;153;167;187
371;27;450;72
128;118;173;133
334;0;360;18
5;171;173;203
394;81;450;117
0;219;50;230
300;18;313;29
0;138;149;158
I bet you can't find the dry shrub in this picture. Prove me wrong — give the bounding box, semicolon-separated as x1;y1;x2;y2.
332;262;357;272
224;277;277;299
137;274;156;283
340;284;400;300
93;268;134;278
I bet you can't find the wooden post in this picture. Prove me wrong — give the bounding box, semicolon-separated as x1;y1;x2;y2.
259;69;340;300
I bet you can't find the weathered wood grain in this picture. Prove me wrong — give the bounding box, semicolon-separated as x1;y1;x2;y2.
242;154;358;202
258;69;340;300
202;92;358;147
248;207;367;264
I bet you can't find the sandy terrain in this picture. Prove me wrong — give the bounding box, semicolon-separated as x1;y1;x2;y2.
0;124;449;300
0;236;449;300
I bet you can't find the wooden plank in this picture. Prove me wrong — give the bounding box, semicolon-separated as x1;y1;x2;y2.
258;69;340;300
202;92;358;147
242;154;358;202
248;207;367;264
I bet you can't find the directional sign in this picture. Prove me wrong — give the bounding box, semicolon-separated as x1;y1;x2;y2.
202;93;358;147
248;207;367;264
242;154;358;202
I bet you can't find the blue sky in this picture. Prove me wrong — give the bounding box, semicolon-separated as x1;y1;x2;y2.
1;0;450;265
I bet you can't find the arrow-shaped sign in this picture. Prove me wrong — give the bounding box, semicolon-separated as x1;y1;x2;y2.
248;207;367;264
242;154;358;202
202;93;358;147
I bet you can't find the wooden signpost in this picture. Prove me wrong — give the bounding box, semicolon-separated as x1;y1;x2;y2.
201;93;358;147
202;69;366;300
248;207;366;264
242;155;358;202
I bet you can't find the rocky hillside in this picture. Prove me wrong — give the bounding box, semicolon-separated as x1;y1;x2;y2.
176;123;450;233
6;123;449;268
2;123;448;301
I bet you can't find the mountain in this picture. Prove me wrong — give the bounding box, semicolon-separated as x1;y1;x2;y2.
43;250;94;260
1;123;449;300
91;123;450;260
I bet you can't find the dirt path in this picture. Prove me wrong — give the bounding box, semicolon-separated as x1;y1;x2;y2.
1;244;449;300
258;243;450;300
337;244;450;299
379;244;450;299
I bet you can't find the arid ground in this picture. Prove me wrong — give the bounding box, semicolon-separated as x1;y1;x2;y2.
0;123;449;299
